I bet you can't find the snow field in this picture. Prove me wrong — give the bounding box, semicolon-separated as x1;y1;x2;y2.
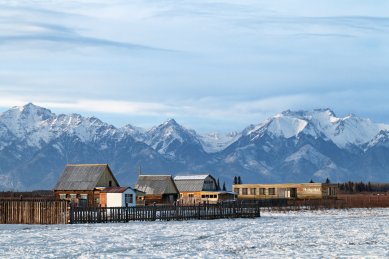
0;209;388;258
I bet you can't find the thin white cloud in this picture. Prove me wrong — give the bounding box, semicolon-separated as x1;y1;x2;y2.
1;0;389;131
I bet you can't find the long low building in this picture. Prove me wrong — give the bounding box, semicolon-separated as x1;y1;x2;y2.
233;183;338;199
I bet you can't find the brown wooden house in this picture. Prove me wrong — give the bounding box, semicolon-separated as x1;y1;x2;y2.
134;175;179;205
174;174;236;204
53;164;119;207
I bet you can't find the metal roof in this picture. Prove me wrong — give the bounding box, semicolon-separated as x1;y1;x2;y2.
53;164;119;191
101;187;132;193
135;175;178;195
174;175;210;180
174;174;217;192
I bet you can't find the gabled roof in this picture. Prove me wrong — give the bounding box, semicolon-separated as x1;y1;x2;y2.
174;174;216;192
54;164;119;191
135;175;179;195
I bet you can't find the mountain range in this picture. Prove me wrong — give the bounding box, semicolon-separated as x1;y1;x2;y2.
0;103;388;191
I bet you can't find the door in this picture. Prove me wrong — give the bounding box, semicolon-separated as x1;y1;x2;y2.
290;188;297;198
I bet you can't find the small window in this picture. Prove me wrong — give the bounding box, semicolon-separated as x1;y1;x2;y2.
59;194;66;200
259;188;266;195
80;194;88;200
188;193;194;198
109;180;112;187
234;188;240;194
268;188;276;195
201;195;206;198
250;188;256;195
125;194;133;204
242;188;248;195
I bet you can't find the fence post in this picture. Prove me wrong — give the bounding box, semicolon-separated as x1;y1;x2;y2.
69;204;74;224
152;203;157;221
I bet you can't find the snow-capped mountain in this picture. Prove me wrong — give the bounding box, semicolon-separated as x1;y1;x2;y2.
144;119;208;164
0;104;388;191
198;131;241;153
246;109;388;149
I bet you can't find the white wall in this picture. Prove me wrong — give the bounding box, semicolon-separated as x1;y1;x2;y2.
106;188;136;207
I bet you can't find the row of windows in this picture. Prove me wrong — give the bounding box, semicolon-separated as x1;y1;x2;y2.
201;194;218;199
59;194;88;200
234;188;276;195
180;193;219;199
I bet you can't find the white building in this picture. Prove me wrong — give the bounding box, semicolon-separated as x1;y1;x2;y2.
100;187;136;207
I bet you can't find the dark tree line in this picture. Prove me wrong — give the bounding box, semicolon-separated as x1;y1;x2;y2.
233;176;242;185
338;181;389;193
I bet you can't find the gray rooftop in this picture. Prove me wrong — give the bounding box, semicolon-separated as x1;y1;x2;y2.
54;164;118;191
174;174;217;192
135;175;178;195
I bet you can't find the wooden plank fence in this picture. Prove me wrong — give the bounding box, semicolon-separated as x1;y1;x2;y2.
0;200;69;224
70;201;262;224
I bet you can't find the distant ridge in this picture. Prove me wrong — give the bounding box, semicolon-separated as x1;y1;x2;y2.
0;103;388;191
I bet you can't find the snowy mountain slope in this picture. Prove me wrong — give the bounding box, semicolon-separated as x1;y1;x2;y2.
246;109;388;149
144;119;208;161
198;131;241;153
121;124;147;142
0;103;389;190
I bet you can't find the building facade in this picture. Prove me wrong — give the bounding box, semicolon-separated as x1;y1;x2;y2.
135;175;179;205
233;183;338;200
174;174;235;204
53;164;120;207
100;187;136;207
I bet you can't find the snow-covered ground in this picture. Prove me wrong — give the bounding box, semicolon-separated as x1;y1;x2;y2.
0;209;388;258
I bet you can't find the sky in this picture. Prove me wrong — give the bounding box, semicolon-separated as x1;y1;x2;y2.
1;0;389;133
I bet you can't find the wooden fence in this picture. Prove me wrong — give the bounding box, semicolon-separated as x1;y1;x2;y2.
0;200;69;224
70;201;261;224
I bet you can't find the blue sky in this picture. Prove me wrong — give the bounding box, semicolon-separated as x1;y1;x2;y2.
1;0;389;133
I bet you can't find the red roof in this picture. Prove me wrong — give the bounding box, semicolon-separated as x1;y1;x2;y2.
101;187;130;193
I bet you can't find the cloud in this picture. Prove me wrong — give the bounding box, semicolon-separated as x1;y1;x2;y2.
0;34;169;51
1;0;389;131
0;19;170;51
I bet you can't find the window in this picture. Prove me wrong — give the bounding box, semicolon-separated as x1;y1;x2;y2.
242;188;248;195
234;188;240;194
59;194;66;200
79;194;88;207
259;188;266;195
125;194;133;204
70;194;77;199
188;193;194;198
268;188;276;195
250;188;256;195
109;180;112;187
201;195;206;198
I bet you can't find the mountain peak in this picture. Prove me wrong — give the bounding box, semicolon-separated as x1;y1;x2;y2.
18;103;52;115
280;108;336;119
163;118;179;126
313;108;336;117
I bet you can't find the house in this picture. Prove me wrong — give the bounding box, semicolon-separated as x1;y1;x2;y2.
233;183;338;200
135;189;146;206
100;187;136;207
174;174;236;204
53;164;120;206
134;175;179;205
